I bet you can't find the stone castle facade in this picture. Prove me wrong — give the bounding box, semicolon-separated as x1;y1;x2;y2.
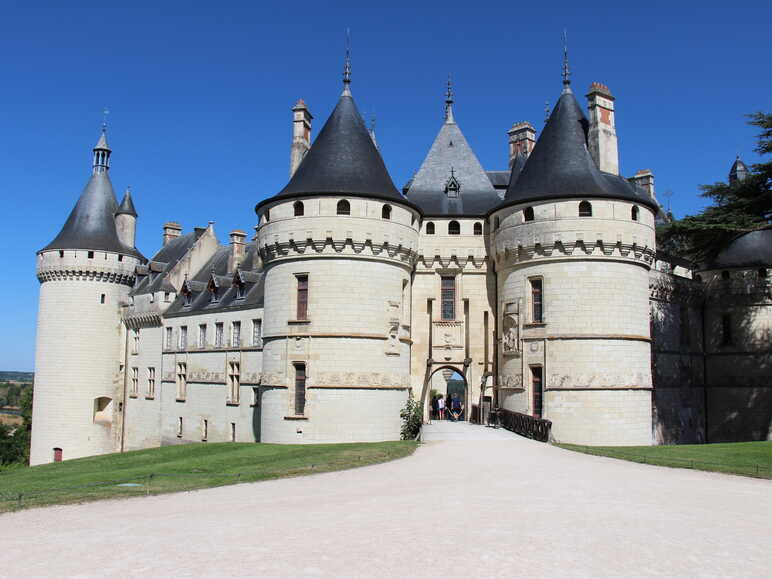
30;64;771;465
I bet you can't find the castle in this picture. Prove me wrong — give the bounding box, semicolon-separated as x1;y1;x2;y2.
30;58;771;465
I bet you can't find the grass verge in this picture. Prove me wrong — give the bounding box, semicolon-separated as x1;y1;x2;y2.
0;440;417;512
558;441;772;479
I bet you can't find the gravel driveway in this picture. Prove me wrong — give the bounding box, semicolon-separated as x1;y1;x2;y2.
2;423;770;578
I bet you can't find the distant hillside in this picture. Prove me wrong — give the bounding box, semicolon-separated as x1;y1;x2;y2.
0;372;34;383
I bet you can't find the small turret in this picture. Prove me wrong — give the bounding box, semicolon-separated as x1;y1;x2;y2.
729;156;749;184
115;188;138;248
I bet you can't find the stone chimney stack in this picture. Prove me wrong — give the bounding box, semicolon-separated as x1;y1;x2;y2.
290;99;313;177
162;222;182;246
586;82;619;175
228;229;247;273
628;169;655;199
507;121;536;168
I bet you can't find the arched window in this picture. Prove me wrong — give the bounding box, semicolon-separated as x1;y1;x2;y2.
426;222;435;235
294;201;304;216
382;204;392;220
631;205;639;221
264;209;270;223
578;201;592;217
721;270;730;281
448;221;460;235
473;222;482;235
336;200;351;215
523;207;534;222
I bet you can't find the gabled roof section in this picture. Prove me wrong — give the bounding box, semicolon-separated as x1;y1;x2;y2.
131;229;206;296
405;119;500;216
258;92;411;210
499;87;658;212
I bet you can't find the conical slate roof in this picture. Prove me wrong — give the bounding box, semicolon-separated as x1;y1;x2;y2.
405;116;501;216
499;87;658;212
116;189;138;217
729;156;749;183
257;92;416;211
704;225;772;270
41;136;143;258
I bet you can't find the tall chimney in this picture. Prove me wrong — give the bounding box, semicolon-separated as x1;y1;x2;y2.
507;121;536;168
162;222;182;246
586;82;619;175
228;229;247;273
628;169;655;199
290;99;312;177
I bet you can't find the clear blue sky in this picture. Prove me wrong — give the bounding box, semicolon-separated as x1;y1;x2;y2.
1;0;769;371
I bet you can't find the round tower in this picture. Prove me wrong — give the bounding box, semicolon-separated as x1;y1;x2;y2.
31;130;143;465
255;59;421;443
490;73;659;445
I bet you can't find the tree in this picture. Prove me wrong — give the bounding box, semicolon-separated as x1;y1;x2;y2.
658;112;771;263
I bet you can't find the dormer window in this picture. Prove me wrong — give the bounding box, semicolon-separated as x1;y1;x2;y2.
209;288;219;303
445;173;460;198
235;282;245;299
184;291;193;307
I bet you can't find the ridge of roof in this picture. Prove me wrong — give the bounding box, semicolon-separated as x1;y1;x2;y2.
257;93;417;212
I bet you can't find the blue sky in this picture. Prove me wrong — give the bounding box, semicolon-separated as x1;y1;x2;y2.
1;0;769;371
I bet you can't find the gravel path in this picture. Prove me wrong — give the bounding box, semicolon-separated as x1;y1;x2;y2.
2;423;770;578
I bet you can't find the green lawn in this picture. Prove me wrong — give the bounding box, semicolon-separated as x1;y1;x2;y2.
0;440;417;512
558;441;772;479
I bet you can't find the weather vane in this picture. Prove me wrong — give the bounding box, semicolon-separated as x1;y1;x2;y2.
101;108;109;132
562;29;570;86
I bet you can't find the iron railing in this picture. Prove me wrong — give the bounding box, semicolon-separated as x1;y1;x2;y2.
497;408;552;442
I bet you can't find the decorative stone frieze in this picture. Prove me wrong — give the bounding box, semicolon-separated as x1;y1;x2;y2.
258;237;419;266
36;265;135;286
494;240;655;267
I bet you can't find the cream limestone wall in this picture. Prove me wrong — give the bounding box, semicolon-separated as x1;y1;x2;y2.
257;196;419;443
31;249;139;465
492;199;655;445
411;217;495;419
122;324;164;450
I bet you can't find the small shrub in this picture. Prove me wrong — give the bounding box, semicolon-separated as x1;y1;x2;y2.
400;392;423;440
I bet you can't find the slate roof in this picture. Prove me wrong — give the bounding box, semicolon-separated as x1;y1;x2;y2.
131;229;206;296
486;171;510;189
257;90;417;212
165;243;265;317
116;190;137;217
498;87;658;213
404;119;501;216
729;156;749;183
41;171;144;259
703;225;772;270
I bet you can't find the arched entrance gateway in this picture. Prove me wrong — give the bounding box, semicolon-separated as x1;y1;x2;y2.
421;364;470;422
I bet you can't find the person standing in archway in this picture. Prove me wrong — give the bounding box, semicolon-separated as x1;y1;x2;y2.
437;394;445;421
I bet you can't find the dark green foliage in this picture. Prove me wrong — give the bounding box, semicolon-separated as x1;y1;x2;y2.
0;387;32;465
400;392;423;440
657;112;771;263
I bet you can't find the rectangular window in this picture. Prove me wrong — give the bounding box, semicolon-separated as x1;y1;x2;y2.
296;275;309;320
201;419;208;441
531;366;543;419
231;422;236;442
147;367;156;398
131;329;140;355
530;279;543;323
176;362;187;400
178;326;188;350
215;322;224;347
441;276;455;321
131;367;139;396
721;313;733;346
231;321;241;347
177;417;183;438
294;363;306;415
198;324;207;349
228;361;240;404
252;319;263;347
165;327;173;350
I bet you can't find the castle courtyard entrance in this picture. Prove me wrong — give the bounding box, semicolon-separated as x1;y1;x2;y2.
425;366;468;422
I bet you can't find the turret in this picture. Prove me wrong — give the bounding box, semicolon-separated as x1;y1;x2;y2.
32;128;143;465
255;50;421;444
729;156;749;184
115;188;138;248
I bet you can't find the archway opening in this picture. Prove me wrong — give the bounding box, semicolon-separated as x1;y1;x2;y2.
427;367;467;422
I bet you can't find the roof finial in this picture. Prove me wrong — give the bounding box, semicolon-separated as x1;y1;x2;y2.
342;28;352;96
445;74;455;123
562;29;571;92
101;107;109;134
544;100;551;124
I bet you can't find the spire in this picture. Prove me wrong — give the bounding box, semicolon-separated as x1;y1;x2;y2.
116;187;138;217
561;29;571;94
445;74;455;124
729;155;749;184
92;126;111;175
342;29;352;96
